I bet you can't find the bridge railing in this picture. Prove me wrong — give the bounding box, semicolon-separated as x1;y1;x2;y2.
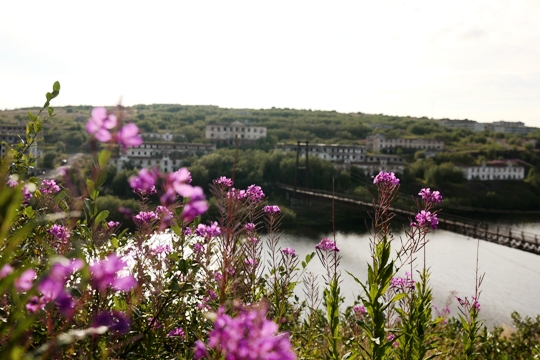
276;183;540;246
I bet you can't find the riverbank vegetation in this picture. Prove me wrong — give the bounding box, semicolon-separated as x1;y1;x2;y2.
1;84;540;359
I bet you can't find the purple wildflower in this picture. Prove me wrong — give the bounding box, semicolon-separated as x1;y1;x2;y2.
15;269;36;292
281;247;297;257
353;304;367;316
129;168;158;193
194;340;208;360
40;179;60;195
244;223;256;232
0;264;13;279
412;210;439;230
245;258;259;268
315;238;340;252
390;272;415;291
418;188;442;204
373;171;400;187
167;327;185;338
90;254;137;293
86;107;117;142
48;224;71;248
184;227;193;236
22;185;32;205
193;242;205;254
214;271;223;283
387;333;396;341
195;222;221;238
26;296;47;313
472;296;481;311
246;184;265;202
107;221;120;228
263;205;281;214
208;289;218;300
7;179;18;187
117;123;143;149
201;305;296;360
213;176;234;187
133;211;158;227
93;311;130;334
227;188;247;200
181;186;208;221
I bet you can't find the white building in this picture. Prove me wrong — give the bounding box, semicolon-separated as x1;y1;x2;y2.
485;121;536;135
0;123;39;159
111;142;215;172
205;121;266;144
439;119;485;132
140;131;177;142
457;161;525;181
275;143;365;162
275;143;404;173
366;134;444;152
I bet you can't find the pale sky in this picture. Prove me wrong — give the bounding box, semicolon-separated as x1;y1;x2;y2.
1;0;539;126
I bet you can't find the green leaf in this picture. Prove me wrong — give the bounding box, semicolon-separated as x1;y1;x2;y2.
27;111;37;122
96;169;107;188
98;150;111;169
47;107;54;116
86;179;98;200
95;210;109;224
46;92;52;101
33;121;43;133
23;206;35;219
53;81;60;92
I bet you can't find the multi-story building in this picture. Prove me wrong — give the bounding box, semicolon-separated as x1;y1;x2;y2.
439;119;485;132
485;121;536;135
366;134;444;152
205;121;266;145
274;143;404;174
0;123;39;159
275;143;365;162
457;161;525;181
111;142;215;172
140;131;177;142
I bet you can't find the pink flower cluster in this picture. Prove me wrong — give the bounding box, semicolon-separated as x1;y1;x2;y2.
373;171;400;187
129;167;208;221
225;183;265;203
89;254;137;293
213;176;234;188
281;247;297;257
195;222;221;238
411;210;439;230
353;304;367;316
390;272;415;291
48;224;71;250
194;305;295;360
133;211;159;227
263;205;281;214
246;185;265;203
40;179;60;195
86;107;142;150
418;188;442;204
315;238;340;252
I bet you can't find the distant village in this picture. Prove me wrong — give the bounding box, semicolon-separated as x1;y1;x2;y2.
0;118;532;182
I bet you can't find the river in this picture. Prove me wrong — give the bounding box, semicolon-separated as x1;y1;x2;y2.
278;226;540;327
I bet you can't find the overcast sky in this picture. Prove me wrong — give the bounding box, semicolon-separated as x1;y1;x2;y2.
1;0;539;125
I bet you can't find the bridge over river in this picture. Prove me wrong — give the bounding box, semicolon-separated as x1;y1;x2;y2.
276;183;540;255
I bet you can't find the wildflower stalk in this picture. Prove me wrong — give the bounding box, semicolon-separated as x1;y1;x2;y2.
349;172;400;359
459;239;485;359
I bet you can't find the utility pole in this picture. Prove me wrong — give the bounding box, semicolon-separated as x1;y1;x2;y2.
294;141;310;193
